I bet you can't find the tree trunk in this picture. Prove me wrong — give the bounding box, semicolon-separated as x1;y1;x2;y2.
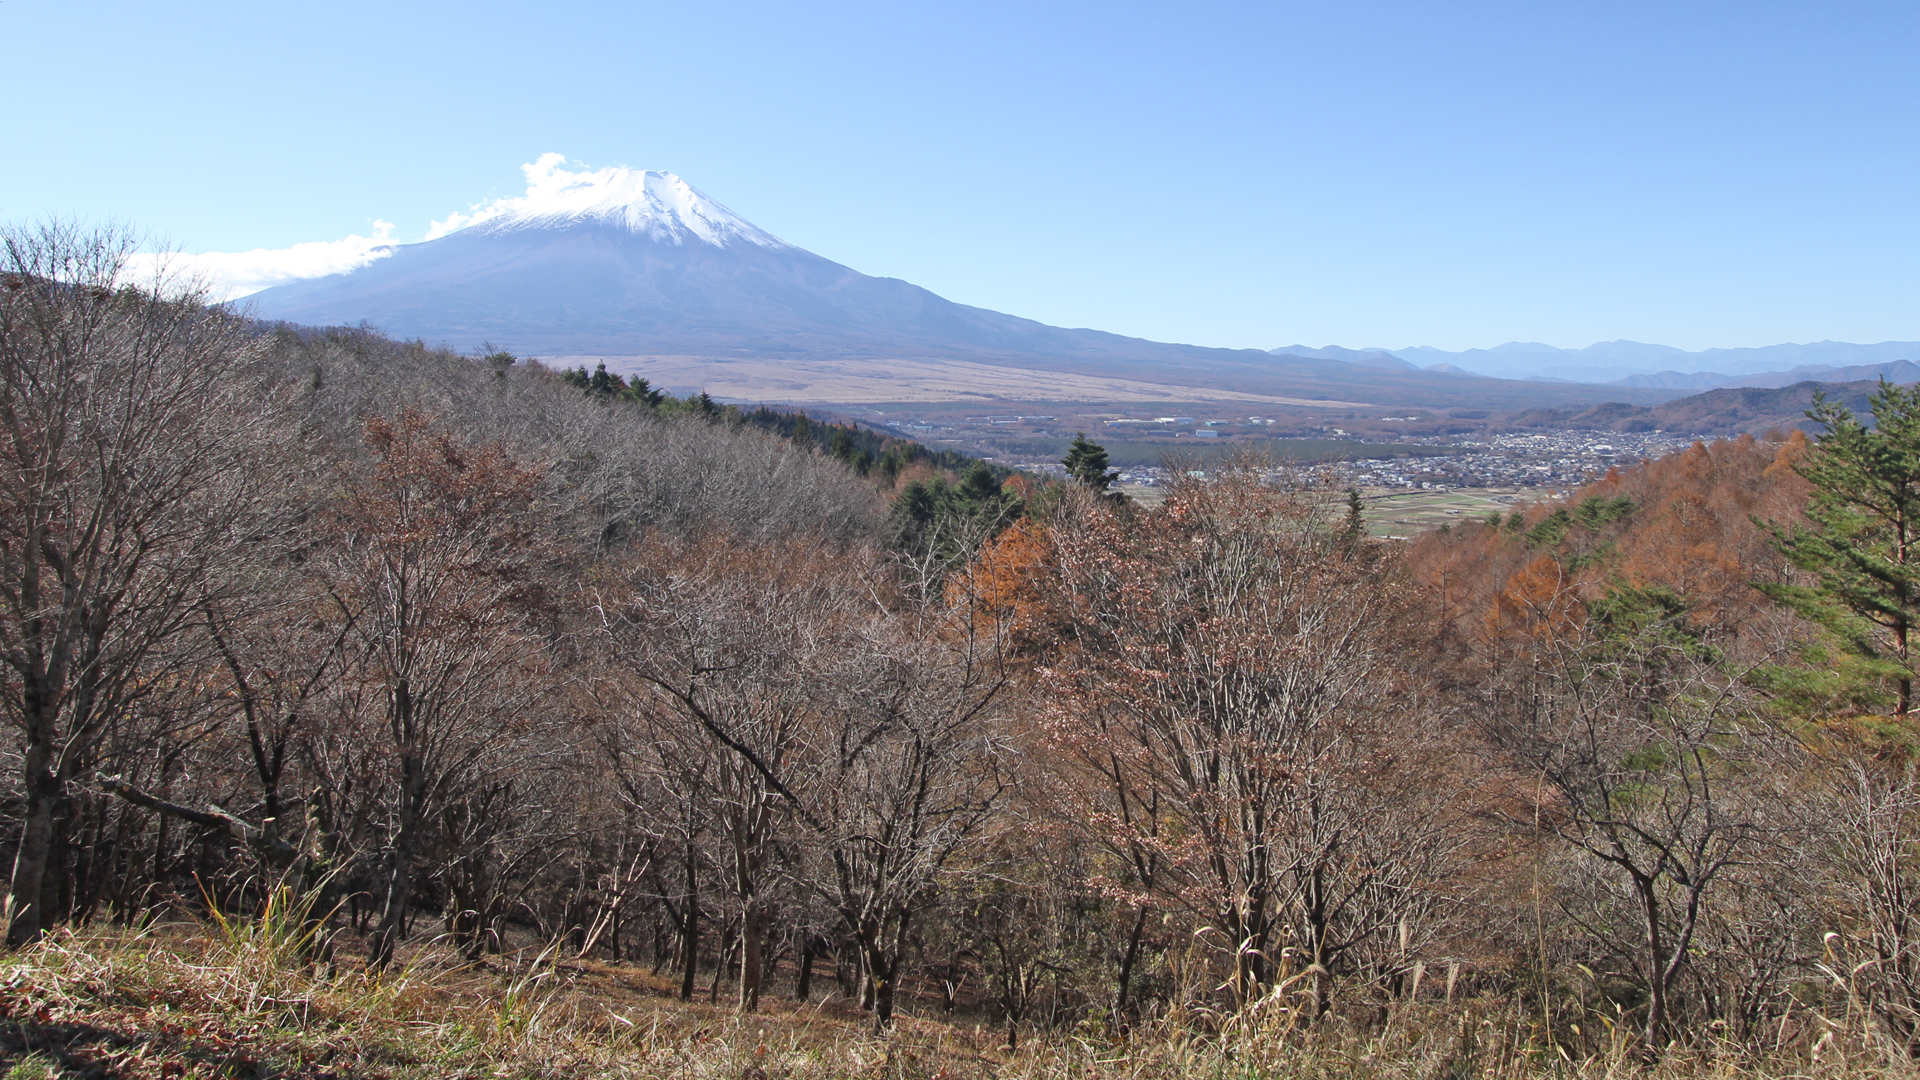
1636;875;1669;1052
370;833;415;970
1306;860;1332;1018
861;938;897;1029
42;795;72;929
372;680;429;971
1900;616;1912;716
151;794;170;892
738;903;765;1011
709;923;736;1003
447;880;484;962
7;747;59;947
796;938;816;1001
1114;905;1148;1021
679;844;699;1001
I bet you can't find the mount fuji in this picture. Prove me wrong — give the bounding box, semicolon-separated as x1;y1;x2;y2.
247;164;1194;363
243;161;1667;408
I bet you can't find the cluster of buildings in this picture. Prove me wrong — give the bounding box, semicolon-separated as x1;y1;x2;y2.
1340;430;1695;491
1012;429;1694;496
872;407;1701;497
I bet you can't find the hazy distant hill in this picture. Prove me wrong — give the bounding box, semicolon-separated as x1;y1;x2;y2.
1499;378;1910;435
1610;371;1735;389
1609;358;1920;392
1267;345;1417;370
1394;340;1920;383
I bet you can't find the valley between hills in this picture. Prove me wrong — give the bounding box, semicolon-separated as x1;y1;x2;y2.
553;352;1376;407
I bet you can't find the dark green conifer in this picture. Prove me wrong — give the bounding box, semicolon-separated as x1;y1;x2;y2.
1761;381;1920;714
884;460;1023;574
589;361;619;399
624;376;666;407
1062;433;1120;495
1344;488;1366;543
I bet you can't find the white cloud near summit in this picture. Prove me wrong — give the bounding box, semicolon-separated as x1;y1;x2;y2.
130;221;400;302
144;153;706;299
424;153;631;239
147;154;610;300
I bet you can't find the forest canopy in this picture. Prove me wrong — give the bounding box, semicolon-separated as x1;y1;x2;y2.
3;224;1917;1072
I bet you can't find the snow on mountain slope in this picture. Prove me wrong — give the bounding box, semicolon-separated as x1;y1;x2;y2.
427;153;789;249
241;155;1678;409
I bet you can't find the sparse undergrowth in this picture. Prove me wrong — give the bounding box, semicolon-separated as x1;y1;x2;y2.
0;922;1911;1080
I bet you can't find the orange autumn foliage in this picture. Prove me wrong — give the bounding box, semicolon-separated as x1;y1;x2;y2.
1411;432;1813;660
1486;552;1584;657
947;518;1058;653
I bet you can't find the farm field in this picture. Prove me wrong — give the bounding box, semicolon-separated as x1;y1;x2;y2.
1113;483;1546;534
1358;485;1542;538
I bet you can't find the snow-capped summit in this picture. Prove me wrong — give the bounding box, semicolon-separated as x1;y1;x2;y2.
241;155;1631;410
427;153;789;249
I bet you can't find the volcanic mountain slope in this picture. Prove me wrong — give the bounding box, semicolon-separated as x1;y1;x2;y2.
245;167;1672;409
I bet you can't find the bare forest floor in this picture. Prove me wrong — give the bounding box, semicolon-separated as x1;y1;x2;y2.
0;922;1913;1080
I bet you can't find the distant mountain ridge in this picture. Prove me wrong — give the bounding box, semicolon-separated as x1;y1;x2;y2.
1385;339;1920;383
243;166;1676;410
1498;376;1920;437
1268;344;1417;370
1610;371;1737;389
1611;359;1920;391
241;159;1908;410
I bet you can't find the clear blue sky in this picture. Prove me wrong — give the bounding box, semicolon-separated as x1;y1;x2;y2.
6;0;1916;352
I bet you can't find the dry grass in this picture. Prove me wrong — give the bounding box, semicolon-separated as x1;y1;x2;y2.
569;354;1373;408
0;920;1913;1079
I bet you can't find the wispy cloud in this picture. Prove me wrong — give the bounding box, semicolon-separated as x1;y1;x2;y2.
147;153;618;299
132;221;400;301
425;153;607;238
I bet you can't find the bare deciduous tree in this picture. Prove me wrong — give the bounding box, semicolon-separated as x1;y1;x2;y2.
1038;471;1462;1017
323;409;553;968
1483;582;1793;1051
0;224;280;945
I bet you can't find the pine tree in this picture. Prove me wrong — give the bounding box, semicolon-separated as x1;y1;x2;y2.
878;445;907;487
1062;433;1120;496
482;347;516;378
624;376;666;407
1761;380;1920;714
1344;488;1366;544
588;361;622;400
884;462;1023;571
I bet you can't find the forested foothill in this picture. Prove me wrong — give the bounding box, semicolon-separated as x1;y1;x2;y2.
6;226;1920;1078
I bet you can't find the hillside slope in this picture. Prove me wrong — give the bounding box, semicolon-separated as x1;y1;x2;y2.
1499;378;1899;435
